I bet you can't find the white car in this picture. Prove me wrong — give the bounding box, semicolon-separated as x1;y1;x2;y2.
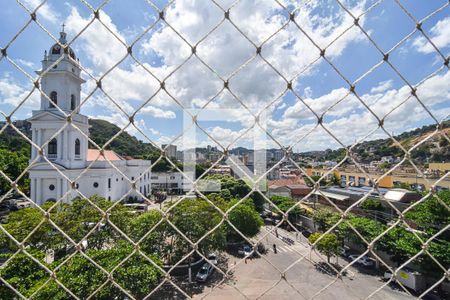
348;255;375;267
196;263;214;282
238;245;254;257
208;253;218;265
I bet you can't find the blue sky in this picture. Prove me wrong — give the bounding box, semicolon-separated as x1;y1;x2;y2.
0;0;449;152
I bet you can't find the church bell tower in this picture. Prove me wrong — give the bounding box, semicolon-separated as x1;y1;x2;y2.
29;27;89;169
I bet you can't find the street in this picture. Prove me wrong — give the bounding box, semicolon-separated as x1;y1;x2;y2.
193;226;414;300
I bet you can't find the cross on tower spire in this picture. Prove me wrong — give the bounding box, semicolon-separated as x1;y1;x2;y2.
61;23;65;32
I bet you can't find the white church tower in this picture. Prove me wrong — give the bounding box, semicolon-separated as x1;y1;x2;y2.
28;28;152;205
29;28;90;204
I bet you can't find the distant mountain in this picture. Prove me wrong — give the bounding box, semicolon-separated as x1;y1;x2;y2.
1;119;448;164
0;118;157;158
302;121;450;164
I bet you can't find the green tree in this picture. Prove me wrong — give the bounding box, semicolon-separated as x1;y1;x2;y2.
0;148;30;195
205;174;264;211
378;226;421;266
270;195;303;223
312;208;340;231
304;175;322;187
360;198;383;212
308;232;340;263
166;198;226;263
0;251;48;299
404;191;450;235
226;199;263;242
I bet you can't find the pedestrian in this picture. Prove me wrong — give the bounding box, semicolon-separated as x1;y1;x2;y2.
245;257;247;264
275;229;278;238
273;244;277;254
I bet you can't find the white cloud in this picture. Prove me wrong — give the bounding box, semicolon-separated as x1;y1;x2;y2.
283;87;358;119
58;1;371;144
0;75;39;109
412;17;450;54
303;87;313;98
139;105;176;119
276;102;287;110
370;80;393;94
45;1;444;151
22;0;59;24
16;59;35;69
275;70;450;151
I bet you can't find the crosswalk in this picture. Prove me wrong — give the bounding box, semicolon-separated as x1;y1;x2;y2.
274;244;308;255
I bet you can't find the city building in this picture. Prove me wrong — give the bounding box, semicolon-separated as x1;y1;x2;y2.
162;144;177;159
150;172;186;194
306;167;450;190
28;30;152;205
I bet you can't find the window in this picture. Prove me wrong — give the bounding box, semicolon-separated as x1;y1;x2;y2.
108;178;111;189
71;95;76;110
51;45;61;54
131;177;135;181
93;182;99;188
49;184;55;191
75;139;81;156
48;138;57;156
108;196;111;201
49;91;57;108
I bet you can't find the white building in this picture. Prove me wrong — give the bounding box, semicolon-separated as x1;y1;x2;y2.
162;144;177;159
150;172;186;194
28;30;152;205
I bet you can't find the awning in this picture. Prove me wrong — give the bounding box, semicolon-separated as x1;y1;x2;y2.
313;190;350;201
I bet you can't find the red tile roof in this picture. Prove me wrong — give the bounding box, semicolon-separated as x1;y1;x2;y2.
87;149;122;161
268;177;305;187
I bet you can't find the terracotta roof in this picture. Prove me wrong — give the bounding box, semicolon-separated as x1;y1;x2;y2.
87;149;122;161
268;177;305;187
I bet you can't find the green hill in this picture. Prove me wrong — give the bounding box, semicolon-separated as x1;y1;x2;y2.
88;119;156;157
0;119;157;158
301;120;450;164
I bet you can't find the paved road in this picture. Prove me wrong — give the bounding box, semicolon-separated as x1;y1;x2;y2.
194;226;415;300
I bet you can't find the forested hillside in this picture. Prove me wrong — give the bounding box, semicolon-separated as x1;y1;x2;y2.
88;119;156;157
301;120;450;163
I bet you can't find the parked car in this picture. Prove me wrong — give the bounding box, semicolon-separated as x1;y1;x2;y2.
339;246;351;258
383;268;426;292
238;245;254;257
208;253;218;265
196;263;214;282
301;230;312;238
348;255;375;267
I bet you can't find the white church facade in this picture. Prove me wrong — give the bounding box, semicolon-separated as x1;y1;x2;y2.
28;30;152;205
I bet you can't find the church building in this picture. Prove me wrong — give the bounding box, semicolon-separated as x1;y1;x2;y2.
28;29;152;205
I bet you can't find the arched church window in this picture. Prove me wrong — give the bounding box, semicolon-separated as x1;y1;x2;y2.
71;95;76;110
49;91;57;108
52;45;61;55
75;139;81;156
69;49;76;60
48;139;57;156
